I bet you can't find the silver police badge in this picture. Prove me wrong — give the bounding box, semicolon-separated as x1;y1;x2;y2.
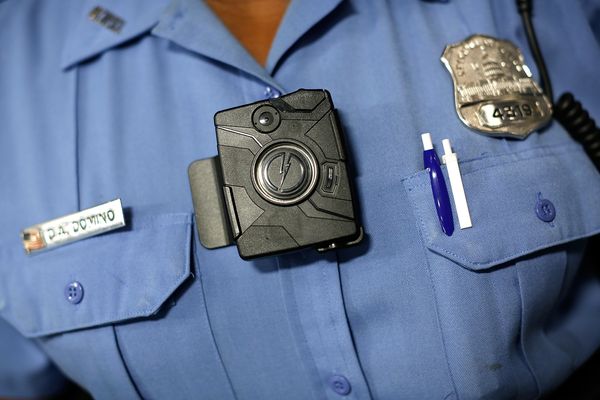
441;34;552;139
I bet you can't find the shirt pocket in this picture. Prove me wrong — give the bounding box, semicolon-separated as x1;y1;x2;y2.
0;211;235;400
402;144;600;399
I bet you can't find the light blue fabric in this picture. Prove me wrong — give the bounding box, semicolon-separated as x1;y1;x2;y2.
1;0;600;399
0;318;66;398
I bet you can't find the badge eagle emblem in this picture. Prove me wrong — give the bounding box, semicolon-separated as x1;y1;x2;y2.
441;34;552;139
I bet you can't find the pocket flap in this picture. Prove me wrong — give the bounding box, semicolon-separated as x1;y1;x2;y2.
403;145;600;271
0;212;192;337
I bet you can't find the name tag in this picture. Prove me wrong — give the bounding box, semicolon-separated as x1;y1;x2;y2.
21;199;126;254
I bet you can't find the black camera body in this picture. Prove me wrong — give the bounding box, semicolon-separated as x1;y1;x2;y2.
189;89;362;259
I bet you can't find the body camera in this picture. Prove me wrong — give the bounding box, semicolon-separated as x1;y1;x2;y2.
190;89;362;259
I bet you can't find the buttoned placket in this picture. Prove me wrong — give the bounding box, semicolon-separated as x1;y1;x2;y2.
152;1;372;399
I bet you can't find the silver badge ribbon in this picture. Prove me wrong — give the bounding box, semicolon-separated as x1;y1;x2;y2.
441;34;552;139
21;199;125;254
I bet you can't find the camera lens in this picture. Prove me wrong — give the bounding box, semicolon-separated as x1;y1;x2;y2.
252;105;281;133
259;112;273;126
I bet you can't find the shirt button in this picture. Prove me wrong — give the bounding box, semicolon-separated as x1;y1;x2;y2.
328;375;351;396
264;86;281;99
65;282;84;304
535;195;556;222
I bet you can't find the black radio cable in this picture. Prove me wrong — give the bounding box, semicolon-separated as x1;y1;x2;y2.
516;0;600;172
516;0;600;278
516;0;553;102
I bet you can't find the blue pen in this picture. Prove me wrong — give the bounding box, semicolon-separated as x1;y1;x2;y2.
421;133;454;236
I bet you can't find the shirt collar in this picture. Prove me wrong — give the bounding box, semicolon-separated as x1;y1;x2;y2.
152;0;273;83
61;0;170;70
151;0;345;83
61;0;449;74
61;0;346;78
266;0;344;73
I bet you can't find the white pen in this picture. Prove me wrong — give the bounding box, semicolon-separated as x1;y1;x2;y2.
441;139;472;229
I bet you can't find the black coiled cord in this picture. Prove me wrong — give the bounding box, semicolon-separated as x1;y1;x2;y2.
554;93;600;171
516;0;600;173
516;0;600;279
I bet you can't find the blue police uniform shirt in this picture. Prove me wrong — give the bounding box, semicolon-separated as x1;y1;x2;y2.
1;0;600;399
